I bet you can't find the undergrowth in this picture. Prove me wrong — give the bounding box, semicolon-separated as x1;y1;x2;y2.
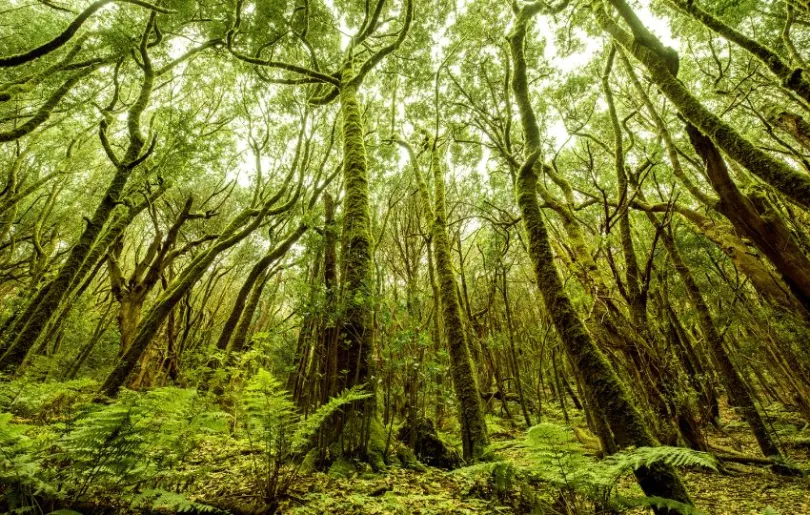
0;369;368;515
456;423;717;514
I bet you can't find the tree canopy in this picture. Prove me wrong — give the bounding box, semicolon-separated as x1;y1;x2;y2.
2;0;810;513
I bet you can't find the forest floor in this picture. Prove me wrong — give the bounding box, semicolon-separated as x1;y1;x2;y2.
4;381;809;515
185;403;810;515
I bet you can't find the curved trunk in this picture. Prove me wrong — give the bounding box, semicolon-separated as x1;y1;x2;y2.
216;224;307;353
685;124;810;316
664;0;810;106
510;7;692;509
664;226;785;461
228;269;272;356
593;1;810;210
100;200;301;396
0;48;155;368
0;167;130;369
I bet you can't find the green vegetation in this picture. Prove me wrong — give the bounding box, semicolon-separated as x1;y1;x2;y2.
2;0;810;513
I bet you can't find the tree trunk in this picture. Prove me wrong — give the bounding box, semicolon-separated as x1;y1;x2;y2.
509;7;692;509
331;74;377;455
664;223;785;462
593;0;810;210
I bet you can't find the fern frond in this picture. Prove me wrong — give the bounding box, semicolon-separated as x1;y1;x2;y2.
130;488;223;513
291;385;371;453
452;459;510;477
605;446;718;476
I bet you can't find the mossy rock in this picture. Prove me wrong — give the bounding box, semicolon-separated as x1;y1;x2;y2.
299;448;320;474
398;418;461;470
395;444;427;472
328;457;357;478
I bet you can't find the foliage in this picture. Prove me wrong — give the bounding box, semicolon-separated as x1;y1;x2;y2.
238;368;371;511
0;376;97;420
2;0;810;512
0;412;59;511
457;423;716;514
129;488;222;513
1;381;226;513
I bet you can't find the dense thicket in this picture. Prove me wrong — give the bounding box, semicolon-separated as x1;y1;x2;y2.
2;0;810;513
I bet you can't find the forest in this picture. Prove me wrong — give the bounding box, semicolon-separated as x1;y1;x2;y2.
1;0;810;513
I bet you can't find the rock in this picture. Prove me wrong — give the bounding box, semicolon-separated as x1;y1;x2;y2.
397;418;462;470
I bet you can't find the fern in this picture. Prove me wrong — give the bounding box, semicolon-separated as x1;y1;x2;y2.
456;423;714;514
616;495;705;515
58;387;227;499
1;386;234;512
240;368;371;456
0;412;61;512
291;384;370;453
0;378;97;420
605;446;717;476
236;368;373;510
130;488;223;513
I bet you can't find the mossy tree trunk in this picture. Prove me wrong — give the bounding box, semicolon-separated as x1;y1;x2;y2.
618;48;807;317
602;47;688;445
0;57;153;368
396;135;489;462
320;192;340;404
100;177;306;397
664;224;785;460
429;141;489;462
664;0;810;105
593;0;810;211
509;5;692;510
227;268;274;356
217;223;309;354
684;123;810;319
332;71;376;453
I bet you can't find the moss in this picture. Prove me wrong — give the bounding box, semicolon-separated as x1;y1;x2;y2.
315;64;380;459
428;140;489;462
397;417;461;469
336;69;374;397
664;0;810;104
511;5;693;507
394;135;489;462
299;448;320;475
0;166;131;370
0;50;157;371
395;444;426;472
366;418;388;472
216;224;308;356
328;457;356;478
0;67;99;143
593;1;810;210
100;191;294;397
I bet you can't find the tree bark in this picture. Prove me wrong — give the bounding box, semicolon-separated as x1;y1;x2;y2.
509;6;692;510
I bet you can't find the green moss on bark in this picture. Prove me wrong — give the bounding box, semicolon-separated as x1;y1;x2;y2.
429;141;489;462
594;1;810;211
510;6;692;509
